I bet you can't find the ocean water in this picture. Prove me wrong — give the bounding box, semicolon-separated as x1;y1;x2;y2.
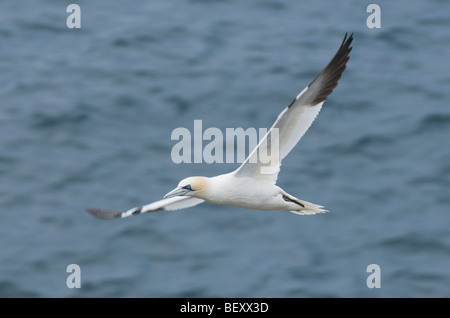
1;0;450;298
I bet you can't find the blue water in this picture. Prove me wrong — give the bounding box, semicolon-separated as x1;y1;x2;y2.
1;0;450;297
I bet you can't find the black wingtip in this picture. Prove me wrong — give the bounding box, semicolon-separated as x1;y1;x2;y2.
342;32;354;43
86;208;122;219
341;32;354;51
302;32;353;106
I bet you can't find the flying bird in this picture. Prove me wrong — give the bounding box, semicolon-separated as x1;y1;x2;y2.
87;33;353;219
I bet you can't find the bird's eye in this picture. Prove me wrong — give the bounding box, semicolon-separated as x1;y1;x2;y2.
183;184;192;190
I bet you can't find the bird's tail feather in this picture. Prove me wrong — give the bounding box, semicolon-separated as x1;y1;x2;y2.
289;199;328;215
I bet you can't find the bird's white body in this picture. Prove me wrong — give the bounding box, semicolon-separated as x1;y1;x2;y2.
204;173;286;210
87;33;353;219
198;173;323;214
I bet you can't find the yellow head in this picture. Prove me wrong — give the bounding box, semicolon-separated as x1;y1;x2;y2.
164;176;208;199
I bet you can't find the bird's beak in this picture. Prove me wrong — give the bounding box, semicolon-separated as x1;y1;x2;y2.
164;186;191;199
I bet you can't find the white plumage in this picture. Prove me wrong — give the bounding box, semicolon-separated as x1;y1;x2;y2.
87;33;353;219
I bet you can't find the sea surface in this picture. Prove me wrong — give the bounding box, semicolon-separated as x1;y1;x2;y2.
1;0;449;298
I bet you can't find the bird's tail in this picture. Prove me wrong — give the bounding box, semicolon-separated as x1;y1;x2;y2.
289;199;328;215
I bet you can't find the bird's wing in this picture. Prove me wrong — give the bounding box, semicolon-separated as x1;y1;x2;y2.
233;33;353;184
86;196;205;219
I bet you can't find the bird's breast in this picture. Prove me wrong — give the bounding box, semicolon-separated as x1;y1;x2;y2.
203;176;282;210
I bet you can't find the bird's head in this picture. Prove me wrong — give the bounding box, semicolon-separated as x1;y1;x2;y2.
164;176;208;199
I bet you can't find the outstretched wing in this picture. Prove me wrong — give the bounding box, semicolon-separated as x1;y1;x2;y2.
234;33;353;184
87;196;205;219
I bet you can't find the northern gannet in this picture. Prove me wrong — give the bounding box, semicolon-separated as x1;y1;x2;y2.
87;33;353;218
